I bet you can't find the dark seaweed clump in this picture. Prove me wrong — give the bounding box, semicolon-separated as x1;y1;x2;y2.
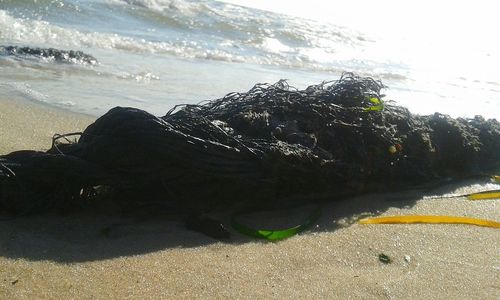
0;45;98;65
1;73;499;216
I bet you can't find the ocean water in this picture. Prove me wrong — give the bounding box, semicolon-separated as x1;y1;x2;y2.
0;0;499;119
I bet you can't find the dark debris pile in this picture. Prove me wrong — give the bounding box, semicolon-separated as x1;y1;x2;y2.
0;45;98;65
1;73;499;215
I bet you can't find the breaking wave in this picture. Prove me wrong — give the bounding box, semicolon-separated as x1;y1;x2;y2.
0;0;406;76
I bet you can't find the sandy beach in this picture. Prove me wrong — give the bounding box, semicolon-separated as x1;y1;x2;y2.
0;98;498;299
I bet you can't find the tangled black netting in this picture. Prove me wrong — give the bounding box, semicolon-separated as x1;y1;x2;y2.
1;73;499;215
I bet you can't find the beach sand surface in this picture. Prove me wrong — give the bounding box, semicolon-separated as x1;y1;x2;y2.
0;98;499;299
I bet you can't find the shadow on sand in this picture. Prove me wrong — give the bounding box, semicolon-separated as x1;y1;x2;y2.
0;179;485;263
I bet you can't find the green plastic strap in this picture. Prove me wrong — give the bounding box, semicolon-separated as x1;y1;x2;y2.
231;207;322;241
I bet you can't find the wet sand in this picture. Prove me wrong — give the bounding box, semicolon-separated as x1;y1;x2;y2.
0;98;498;299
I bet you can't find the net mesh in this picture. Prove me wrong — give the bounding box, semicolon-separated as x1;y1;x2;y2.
1;73;499;214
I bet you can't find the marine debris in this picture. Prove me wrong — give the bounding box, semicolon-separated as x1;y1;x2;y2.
359;215;500;228
0;45;98;65
378;253;391;264
1;73;499;218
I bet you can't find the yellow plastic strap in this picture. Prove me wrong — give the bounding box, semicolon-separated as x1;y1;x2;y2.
359;215;500;228
364;97;383;112
467;190;500;200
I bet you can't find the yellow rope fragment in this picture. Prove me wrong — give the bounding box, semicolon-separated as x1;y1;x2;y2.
359;215;500;228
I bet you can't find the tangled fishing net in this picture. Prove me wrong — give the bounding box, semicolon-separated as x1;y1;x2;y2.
1;73;499;215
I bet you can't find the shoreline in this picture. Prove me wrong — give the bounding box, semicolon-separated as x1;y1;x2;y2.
0;98;498;299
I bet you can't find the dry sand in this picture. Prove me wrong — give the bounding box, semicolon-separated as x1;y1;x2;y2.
0;98;499;299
